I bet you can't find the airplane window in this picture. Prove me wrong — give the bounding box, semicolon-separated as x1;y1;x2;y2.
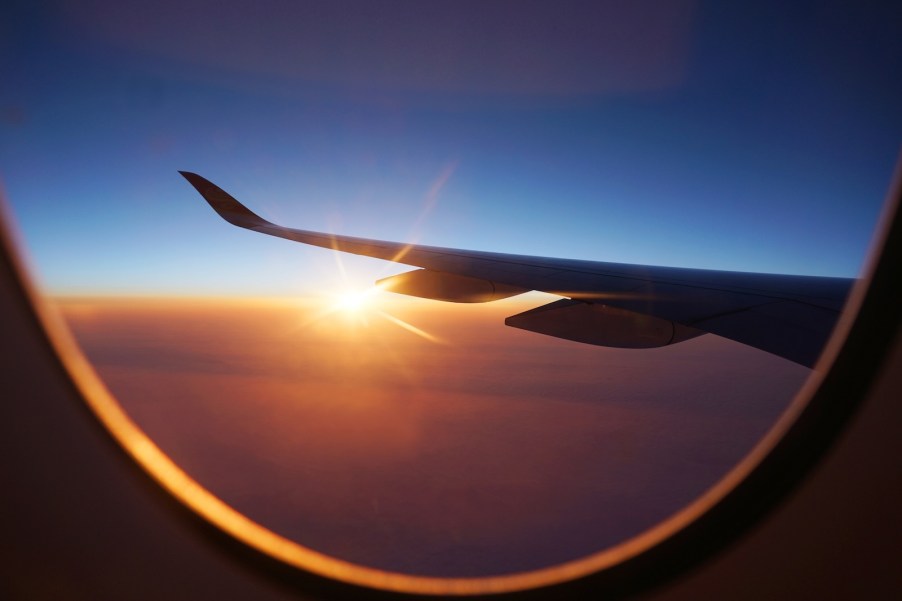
3;0;901;596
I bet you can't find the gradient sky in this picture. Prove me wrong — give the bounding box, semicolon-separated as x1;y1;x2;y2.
3;1;901;296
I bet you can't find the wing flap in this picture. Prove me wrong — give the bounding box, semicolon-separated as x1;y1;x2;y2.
506;299;704;349
377;269;528;303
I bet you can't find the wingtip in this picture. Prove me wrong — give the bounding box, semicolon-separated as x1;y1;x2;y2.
178;170;207;187
179;171;271;228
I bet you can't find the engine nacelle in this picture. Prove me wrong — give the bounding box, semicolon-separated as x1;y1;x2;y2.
505;299;703;348
377;269;528;303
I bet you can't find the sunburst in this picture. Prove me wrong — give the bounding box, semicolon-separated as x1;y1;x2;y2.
305;254;445;345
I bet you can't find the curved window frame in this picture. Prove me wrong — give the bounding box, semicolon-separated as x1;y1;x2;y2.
1;160;899;598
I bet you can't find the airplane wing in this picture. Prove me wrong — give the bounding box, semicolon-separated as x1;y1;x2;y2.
180;171;854;368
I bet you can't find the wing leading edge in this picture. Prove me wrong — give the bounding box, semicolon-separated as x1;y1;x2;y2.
180;171;854;367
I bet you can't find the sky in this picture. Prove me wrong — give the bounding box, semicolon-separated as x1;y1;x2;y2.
2;1;901;297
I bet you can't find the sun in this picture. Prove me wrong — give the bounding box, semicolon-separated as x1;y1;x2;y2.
334;288;372;313
306;281;443;343
328;283;391;316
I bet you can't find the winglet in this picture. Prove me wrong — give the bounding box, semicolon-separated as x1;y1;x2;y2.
179;171;272;229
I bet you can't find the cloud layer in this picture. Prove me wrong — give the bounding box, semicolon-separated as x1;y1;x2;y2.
59;295;807;576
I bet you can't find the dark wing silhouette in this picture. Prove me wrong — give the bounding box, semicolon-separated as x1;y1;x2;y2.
181;171;853;367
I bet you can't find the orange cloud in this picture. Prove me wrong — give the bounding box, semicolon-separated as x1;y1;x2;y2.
56;294;807;576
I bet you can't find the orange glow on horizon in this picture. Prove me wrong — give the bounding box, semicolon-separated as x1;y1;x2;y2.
45;291;811;587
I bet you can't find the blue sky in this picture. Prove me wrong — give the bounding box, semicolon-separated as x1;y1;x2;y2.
2;1;901;296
